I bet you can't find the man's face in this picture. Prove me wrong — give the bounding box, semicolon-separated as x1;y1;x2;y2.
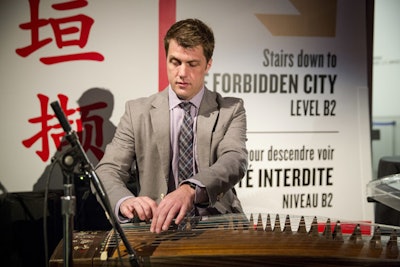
166;39;212;100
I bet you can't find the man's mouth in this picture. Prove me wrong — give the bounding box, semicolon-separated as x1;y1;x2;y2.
177;82;189;87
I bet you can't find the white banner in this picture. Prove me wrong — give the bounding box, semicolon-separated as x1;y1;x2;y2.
0;0;372;221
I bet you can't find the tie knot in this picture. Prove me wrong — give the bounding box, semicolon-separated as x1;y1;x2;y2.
179;102;192;113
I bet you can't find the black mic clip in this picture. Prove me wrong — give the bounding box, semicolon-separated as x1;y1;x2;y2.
59;142;82;173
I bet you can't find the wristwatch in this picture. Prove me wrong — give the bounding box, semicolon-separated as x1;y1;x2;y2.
185;182;197;190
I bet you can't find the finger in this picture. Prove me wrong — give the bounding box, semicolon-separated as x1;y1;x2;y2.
120;203;134;219
133;198;155;221
150;201;171;233
133;202;147;221
151;209;171;233
173;205;189;226
150;211;159;233
121;198;149;221
142;197;158;221
161;211;177;232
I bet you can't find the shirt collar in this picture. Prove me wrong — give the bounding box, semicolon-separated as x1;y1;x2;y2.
168;86;204;110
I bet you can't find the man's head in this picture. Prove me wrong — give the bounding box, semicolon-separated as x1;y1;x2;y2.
164;18;214;64
164;19;215;100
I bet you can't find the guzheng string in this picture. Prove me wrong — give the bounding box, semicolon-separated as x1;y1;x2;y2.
120;213;400;233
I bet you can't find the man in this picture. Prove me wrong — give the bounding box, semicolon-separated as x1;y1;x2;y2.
95;18;248;234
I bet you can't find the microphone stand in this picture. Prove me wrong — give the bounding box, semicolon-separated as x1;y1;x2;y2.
58;150;76;267
51;101;140;267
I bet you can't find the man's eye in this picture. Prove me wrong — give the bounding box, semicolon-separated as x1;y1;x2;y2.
189;62;199;67
170;59;181;66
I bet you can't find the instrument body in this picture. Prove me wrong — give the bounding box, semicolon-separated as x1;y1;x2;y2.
49;214;400;267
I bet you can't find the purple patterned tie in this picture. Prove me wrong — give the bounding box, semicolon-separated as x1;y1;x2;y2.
178;102;194;182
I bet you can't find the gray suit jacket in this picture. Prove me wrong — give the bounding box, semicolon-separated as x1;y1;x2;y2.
95;88;248;216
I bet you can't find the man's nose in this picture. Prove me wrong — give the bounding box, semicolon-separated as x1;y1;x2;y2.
178;64;187;77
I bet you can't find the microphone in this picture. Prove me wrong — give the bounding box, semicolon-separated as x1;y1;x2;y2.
50;101;72;133
50;101;82;167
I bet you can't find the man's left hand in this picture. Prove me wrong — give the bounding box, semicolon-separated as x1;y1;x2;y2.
150;184;195;233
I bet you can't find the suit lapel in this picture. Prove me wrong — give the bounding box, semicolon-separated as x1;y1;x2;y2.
150;90;170;183
197;90;219;168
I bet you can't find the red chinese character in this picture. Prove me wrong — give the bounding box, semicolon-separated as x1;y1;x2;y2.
22;93;108;162
76;102;108;161
16;0;104;64
22;94;76;162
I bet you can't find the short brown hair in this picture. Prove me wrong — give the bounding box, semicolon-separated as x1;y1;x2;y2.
164;18;215;63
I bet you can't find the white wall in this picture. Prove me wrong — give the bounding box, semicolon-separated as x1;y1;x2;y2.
372;0;400;175
373;0;400;116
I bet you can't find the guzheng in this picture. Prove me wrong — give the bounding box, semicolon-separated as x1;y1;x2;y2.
49;213;400;266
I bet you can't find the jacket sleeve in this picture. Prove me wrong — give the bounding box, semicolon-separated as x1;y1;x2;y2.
94;100;137;212
194;96;248;207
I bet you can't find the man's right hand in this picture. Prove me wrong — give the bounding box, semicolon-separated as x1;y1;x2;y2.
119;196;158;222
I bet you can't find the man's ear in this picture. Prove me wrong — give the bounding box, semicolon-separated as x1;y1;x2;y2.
205;58;213;73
